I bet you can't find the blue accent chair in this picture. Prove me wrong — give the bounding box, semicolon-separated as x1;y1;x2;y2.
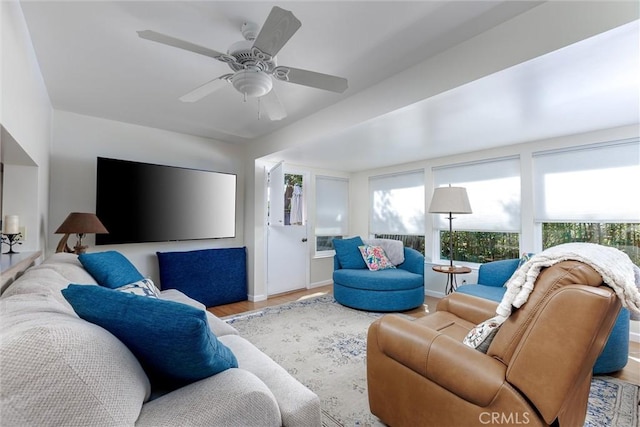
456;258;629;374
333;247;425;312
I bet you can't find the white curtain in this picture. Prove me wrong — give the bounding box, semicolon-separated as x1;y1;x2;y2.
315;176;349;235
369;170;425;235
533;140;640;222
432;157;521;232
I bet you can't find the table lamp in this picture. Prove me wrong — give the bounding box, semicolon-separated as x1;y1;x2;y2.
55;212;109;254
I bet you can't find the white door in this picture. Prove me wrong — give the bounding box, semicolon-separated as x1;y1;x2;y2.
267;164;308;295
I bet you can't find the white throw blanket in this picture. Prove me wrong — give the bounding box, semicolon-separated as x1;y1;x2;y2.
498;243;640;320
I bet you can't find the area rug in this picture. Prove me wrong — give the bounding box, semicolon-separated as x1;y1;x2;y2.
224;294;639;427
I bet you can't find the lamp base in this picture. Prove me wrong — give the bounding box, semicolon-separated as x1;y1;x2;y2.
56;234;89;255
73;244;88;254
55;233;74;254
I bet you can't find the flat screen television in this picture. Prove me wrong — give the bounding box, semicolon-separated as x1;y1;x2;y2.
96;157;236;245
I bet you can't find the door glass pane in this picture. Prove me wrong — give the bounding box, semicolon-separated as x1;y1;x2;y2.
285;174;304;226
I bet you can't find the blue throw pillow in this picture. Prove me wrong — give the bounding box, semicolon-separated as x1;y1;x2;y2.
333;236;367;269
61;284;238;387
79;251;144;289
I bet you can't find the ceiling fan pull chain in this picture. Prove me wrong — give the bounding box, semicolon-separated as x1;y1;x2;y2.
258;97;262;120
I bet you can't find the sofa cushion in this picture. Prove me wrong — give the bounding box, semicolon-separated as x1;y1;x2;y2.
359;245;396;271
456;284;506;303
333;236;367;269
62;285;238;387
79;251;144;289
333;268;423;291
1;253;98;305
219;334;322;427
0;293;149;426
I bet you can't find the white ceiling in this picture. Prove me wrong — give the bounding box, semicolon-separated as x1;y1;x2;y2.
20;1;640;172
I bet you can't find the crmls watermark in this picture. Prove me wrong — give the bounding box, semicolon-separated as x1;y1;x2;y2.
479;412;531;425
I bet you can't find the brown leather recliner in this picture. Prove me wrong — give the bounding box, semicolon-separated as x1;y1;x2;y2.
367;260;622;427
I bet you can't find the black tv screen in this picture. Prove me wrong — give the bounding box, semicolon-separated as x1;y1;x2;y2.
96;157;236;244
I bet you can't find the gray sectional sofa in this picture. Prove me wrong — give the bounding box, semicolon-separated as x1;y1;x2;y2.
0;253;320;426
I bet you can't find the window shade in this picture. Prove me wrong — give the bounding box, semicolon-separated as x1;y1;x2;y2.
315;176;349;235
432;157;521;232
369;170;425;235
533;140;640;222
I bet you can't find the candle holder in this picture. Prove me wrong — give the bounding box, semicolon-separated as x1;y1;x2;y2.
1;232;23;254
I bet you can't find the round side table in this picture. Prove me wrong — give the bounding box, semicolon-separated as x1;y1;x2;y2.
432;265;472;294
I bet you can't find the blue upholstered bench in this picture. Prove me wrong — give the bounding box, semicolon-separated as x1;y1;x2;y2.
456;258;629;374
332;237;425;312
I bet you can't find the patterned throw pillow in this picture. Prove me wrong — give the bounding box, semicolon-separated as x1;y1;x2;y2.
117;278;160;298
517;252;534;268
463;315;506;353
358;245;396;271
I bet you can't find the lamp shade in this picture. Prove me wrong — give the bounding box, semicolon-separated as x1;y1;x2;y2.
55;213;109;234
428;186;472;214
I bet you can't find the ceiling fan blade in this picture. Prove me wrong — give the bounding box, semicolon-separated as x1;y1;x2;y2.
179;75;232;103
137;30;226;61
252;6;301;58
261;89;287;121
273;66;348;93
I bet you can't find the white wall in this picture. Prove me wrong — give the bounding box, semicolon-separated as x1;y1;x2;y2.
1;0;53;253
49;111;246;285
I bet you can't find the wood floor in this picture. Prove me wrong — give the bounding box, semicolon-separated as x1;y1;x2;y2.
208;285;640;385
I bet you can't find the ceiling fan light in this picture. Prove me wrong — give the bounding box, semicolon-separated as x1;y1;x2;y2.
232;69;273;98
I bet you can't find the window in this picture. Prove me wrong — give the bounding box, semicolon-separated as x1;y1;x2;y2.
432;157;521;263
542;223;639;264
534;140;640;263
369;170;425;252
315;176;349;253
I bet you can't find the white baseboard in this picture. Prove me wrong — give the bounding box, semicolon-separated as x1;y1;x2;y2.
630;331;640;343
308;280;332;289
425;289;446;299
248;294;267;302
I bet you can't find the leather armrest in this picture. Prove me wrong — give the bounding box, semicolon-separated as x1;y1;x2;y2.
436;293;498;325
372;314;507;407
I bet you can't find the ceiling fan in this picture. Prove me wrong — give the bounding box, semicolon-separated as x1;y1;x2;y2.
138;6;348;121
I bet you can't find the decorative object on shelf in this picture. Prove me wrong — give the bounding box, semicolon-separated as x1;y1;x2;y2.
429;185;472;269
2;215;22;254
2;232;23;254
55;212;109;254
